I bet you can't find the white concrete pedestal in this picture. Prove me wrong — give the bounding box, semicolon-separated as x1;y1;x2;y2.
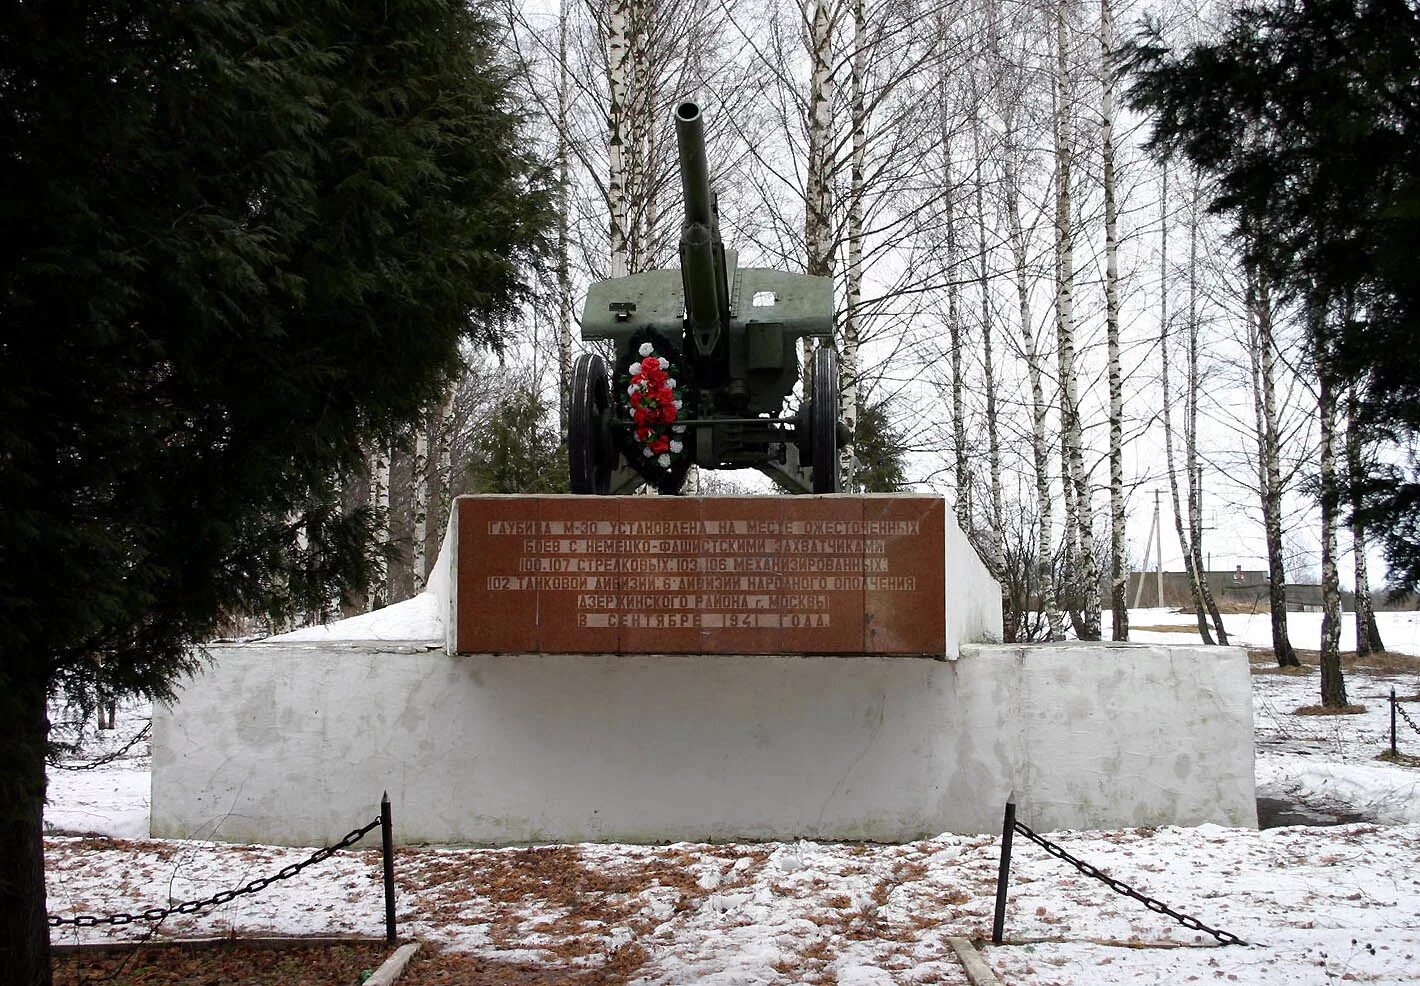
151;641;1256;845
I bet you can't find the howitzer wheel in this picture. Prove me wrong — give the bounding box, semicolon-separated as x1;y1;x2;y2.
810;347;842;493
570;353;613;494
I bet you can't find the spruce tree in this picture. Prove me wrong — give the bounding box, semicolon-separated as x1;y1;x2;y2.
0;3;550;982
849;398;910;493
1124;0;1420;591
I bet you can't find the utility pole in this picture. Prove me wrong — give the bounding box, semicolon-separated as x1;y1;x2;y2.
1155;490;1164;607
1132;490;1167;608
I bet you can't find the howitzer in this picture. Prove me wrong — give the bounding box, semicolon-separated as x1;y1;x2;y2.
570;101;845;495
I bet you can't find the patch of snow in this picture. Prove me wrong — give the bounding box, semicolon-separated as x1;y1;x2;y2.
266;591;441;642
45;768;150;840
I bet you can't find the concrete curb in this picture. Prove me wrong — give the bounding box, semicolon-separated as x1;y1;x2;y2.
365;942;421;986
948;937;1005;986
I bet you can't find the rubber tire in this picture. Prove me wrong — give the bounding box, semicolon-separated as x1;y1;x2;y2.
810;347;841;493
570;353;612;494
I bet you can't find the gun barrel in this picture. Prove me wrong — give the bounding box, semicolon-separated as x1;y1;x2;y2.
675;101;729;355
675;101;714;227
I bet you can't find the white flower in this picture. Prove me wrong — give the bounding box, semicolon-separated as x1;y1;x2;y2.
643;447;654;458
638;342;654;357
670;440;683;453
629;361;643;376
673;425;686;434
666;377;677;389
657;453;671;467
673;399;683;409
627;384;638;396
657;356;670;370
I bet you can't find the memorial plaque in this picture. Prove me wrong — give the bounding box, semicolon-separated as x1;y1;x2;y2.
454;495;947;656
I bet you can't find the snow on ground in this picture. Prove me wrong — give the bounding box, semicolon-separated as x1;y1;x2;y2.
43;609;1420;984
1124;606;1420;657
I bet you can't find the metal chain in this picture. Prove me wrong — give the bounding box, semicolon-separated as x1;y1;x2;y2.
48;816;383;928
1397;699;1420;738
48;723;152;772
1012;820;1251;947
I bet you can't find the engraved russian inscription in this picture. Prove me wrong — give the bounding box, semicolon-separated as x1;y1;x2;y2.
455;496;946;655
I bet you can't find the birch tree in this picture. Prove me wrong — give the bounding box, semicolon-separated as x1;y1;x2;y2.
556;0;574;431
1346;392;1385;656
1051;0;1100;640
971;100;1006;585
1315;307;1347;707
606;0;634;277
1160;166;1215;643
1099;0;1126;640
805;0;839;279
1182;180;1228;643
1003;77;1064;641
1244;256;1299;666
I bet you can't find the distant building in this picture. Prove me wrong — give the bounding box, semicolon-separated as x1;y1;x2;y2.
1125;566;1349;613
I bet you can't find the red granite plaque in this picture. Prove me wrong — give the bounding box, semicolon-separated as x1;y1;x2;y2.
454;495;947;656
534;497;623;654
615;495;706;654
863;496;946;653
696;497;785;654
778;496;865;653
455;495;538;654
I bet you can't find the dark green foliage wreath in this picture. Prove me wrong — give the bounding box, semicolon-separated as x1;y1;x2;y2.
613;328;696;494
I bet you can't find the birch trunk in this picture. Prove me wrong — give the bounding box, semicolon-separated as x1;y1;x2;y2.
411;428;429;593
388;438;417;605
1347;393;1385;656
1184;184;1227;643
1054;0;1099;639
606;0;633;278
556;0;573;435
1247;261;1299;666
1100;0;1127;641
340;450;371;618
942;80;967;531
423;396;453;585
972;106;1005;585
372;444;391;609
841;0;866;488
625;0;650;273
805;0;836;278
1160;166;1215;643
1004;125;1063;641
1317;331;1347;706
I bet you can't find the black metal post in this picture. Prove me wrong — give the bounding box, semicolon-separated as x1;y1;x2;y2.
381;791;396;944
992;800;1016;946
1392;688;1398;755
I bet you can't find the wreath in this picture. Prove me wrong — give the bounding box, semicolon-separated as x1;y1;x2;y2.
615;329;694;493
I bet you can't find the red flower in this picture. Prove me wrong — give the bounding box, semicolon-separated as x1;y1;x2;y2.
636;426;652;442
650;436;670;453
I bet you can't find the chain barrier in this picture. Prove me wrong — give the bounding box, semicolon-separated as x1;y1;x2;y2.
48;723;152;772
1011;818;1251;947
1396;698;1420;738
48;815;382;928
